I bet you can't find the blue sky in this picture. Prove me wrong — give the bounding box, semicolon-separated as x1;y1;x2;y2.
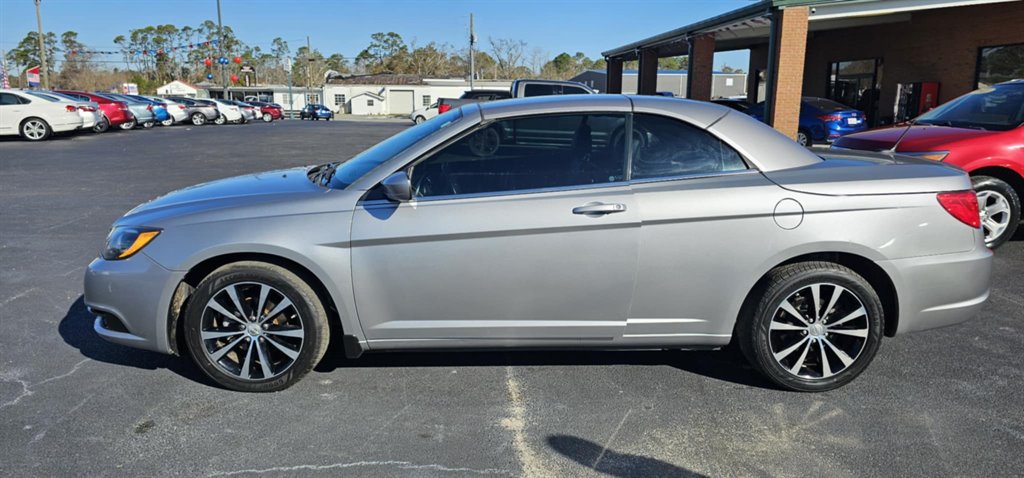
1;0;752;70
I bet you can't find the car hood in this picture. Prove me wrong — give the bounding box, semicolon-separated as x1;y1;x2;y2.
116;167;335;227
764;149;969;196
833;124;998;152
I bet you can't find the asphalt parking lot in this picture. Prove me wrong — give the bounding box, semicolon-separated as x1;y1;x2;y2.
1;119;1022;477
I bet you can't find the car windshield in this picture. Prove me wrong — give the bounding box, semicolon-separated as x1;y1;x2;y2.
916;84;1024;131
318;107;465;189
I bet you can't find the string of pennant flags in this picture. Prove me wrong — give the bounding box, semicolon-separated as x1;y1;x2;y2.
65;38;221;57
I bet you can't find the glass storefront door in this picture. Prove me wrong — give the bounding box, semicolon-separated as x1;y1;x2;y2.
827;59;883;127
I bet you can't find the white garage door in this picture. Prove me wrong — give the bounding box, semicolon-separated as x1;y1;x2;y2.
389;90;414;115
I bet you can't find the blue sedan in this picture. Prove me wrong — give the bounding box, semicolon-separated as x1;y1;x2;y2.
747;97;866;146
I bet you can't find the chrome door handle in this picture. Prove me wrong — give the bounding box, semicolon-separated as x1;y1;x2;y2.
572;203;627;215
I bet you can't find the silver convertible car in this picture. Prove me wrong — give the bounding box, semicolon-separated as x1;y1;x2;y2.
85;95;992;392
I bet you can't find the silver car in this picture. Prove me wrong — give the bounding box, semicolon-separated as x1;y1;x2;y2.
84;95;992;392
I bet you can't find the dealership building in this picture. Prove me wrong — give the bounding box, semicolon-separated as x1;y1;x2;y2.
601;0;1023;140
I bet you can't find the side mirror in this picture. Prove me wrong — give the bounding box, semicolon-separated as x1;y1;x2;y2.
381;171;412;202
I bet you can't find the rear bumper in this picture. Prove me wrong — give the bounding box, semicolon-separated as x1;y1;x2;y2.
882;245;993;335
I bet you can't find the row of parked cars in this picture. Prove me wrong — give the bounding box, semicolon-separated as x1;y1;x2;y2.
0;88;285;141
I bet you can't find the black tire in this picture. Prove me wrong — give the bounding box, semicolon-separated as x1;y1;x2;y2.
972;175;1021;249
20;117;52;141
119;118;136;130
142;120;155;129
737;261;883;392
214;115;226;125
414;116;426;124
192;113;207;126
796;129;811;147
160;118;174;127
92;116;110;133
183;261;330;392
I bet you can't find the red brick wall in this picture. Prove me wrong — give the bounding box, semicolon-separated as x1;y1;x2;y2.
769;6;809;140
802;2;1024;122
688;34;716;101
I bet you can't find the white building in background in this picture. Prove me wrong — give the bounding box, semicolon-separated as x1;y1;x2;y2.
323;75;512;116
156;80;199;97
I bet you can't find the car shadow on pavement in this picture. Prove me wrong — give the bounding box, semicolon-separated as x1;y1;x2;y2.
58;296;214;386
547;434;708;478
316;339;776;390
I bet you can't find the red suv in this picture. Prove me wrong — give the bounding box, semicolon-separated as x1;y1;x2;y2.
833;80;1024;248
54;90;133;132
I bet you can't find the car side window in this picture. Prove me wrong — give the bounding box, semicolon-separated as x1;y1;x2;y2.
411;113;628;198
0;93;22;105
630;114;747;180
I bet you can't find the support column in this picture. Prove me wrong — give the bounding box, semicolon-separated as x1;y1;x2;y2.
637;49;658;95
766;6;809;140
605;58;623;94
686;34;715;101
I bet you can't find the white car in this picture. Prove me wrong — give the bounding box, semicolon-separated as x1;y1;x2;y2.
410;102;438;124
0;88;85;141
147;96;188;126
210;99;243;125
25;90;101;132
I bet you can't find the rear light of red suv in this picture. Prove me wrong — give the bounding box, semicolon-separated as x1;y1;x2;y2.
937;190;981;229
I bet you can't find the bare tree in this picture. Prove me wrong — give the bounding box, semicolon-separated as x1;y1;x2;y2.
488;37;526;79
528;47;548;76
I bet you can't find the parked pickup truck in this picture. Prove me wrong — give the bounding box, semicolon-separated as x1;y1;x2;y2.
438;79;595;113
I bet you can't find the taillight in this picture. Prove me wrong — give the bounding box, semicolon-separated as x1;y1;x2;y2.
937;191;981;229
179;105;186;110
147;105;153;111
78;105;96;112
818;114;842;122
65;105;77;112
119;102;129;111
438;103;451;114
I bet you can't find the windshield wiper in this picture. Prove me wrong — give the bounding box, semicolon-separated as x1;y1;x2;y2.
309;162;339;187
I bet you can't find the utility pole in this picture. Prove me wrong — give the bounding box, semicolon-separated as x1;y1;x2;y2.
216;0;226;98
286;56;293;117
469;13;475;90
34;0;48;89
306;36;313;104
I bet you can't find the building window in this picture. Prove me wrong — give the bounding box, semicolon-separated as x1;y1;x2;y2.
306;94;320;104
334;94;346;105
977;43;1024;88
422;95;431;107
367;99;374;106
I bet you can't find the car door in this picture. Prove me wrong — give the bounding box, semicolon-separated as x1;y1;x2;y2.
350;112;640;346
625;112;785;343
0;93;25;134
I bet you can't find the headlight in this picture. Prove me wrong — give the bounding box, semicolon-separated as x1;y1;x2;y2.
102;227;161;260
901;151;949;161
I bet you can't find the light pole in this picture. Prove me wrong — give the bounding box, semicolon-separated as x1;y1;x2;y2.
216;0;227;97
34;0;49;89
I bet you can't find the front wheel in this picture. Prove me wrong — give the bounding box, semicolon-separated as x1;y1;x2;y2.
262;113;273;122
192;113;207;126
737;262;883;392
973;175;1020;249
161;118;174;127
142;120;155;129
414;116;426;124
183;261;330;392
119;118;136;130
92;117;110;133
796;130;810;147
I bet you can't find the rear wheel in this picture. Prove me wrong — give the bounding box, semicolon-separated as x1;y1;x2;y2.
142;120;155;129
119;118;136;130
262;113;272;122
161;118;174;127
184;261;330;392
737;262;883;392
973;175;1020;249
20;118;51;141
92;117;110;133
214;115;226;125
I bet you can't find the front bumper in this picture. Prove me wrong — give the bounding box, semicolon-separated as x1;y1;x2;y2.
882;244;993;335
84;253;185;354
